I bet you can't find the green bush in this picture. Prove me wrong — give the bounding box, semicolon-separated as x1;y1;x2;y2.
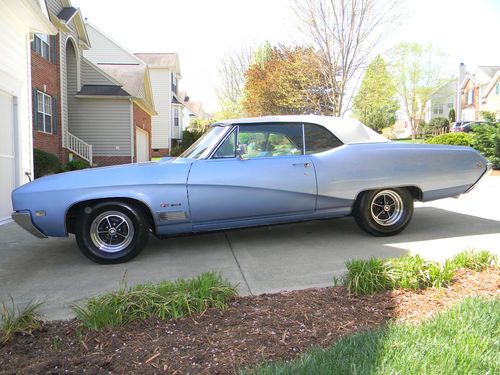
169;145;185;157
66;159;90;171
450;250;498;271
425;132;472;146
342;250;496;295
422;117;449;138
472;122;500;168
33;149;62;178
71;272;238;330
1;297;43;344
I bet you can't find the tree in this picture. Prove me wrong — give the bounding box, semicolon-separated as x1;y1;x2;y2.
242;45;330;116
448;108;456;123
390;42;449;139
352;56;399;132
293;0;402;116
480;111;497;123
216;45;254;119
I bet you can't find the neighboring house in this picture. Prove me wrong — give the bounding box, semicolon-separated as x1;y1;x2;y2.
480;70;500;120
134;53;183;157
425;79;456;122
179;90;212;130
31;0;91;165
30;3;156;168
0;0;56;222
82;24;157;164
458;64;500;121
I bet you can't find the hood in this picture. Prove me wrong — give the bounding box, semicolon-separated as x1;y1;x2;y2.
13;158;192;195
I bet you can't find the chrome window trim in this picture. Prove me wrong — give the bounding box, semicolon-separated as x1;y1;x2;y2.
206;125;237;160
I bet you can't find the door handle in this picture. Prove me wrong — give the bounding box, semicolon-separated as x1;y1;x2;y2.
292;162;311;168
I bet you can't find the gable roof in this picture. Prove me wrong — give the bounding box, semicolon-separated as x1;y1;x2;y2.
84;23;144;65
48;0;90;48
97;63;156;115
482;70;500;99
135;53;181;75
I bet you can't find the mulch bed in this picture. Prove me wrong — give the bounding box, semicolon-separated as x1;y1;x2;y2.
1;269;499;375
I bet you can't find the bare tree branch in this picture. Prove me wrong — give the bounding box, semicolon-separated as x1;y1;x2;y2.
293;0;403;117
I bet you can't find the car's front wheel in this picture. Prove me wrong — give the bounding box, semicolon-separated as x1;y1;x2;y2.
353;188;413;236
75;201;149;264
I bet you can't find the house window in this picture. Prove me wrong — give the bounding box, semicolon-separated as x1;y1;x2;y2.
496;83;499;95
171;73;177;94
432;104;444;115
32;34;56;63
36;91;53;133
173;107;179;127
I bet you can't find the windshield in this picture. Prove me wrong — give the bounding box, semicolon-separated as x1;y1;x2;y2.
178;126;227;159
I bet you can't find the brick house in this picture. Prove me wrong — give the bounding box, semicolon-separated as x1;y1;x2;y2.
458;65;500;121
30;0;156;167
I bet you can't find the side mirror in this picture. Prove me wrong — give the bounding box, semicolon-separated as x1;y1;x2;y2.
236;144;245;160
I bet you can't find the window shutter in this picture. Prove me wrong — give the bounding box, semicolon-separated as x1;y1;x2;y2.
32;89;38;130
496;83;499;95
472;90;475;103
49;35;57;64
34;35;41;55
31;36;36;51
52;97;58;135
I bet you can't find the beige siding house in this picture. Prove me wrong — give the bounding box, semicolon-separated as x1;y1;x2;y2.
0;0;56;222
135;53;183;157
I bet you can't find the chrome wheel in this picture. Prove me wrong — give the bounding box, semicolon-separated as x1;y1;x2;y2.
370;190;404;226
89;211;134;253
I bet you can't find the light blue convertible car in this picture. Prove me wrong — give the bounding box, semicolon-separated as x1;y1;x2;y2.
11;115;489;263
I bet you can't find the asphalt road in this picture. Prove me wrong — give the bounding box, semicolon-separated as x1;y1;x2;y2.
1;176;499;320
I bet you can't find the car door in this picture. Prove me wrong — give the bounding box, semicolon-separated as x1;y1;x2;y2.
187;123;317;229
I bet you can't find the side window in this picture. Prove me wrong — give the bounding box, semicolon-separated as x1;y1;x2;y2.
238;124;303;159
304;124;342;154
213;130;237;158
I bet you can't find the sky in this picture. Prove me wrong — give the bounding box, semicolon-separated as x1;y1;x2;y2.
72;0;500;113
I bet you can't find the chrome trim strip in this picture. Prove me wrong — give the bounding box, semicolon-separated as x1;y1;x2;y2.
11;212;47;239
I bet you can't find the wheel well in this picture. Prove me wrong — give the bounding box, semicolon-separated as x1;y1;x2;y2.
355;186;423;204
66;198;156;235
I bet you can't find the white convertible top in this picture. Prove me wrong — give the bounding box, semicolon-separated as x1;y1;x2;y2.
215;115;389;144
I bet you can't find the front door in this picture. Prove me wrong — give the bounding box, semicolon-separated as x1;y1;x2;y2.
187;123;317;229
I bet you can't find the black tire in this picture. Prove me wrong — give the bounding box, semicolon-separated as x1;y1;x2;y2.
353;188;413;237
75;201;149;264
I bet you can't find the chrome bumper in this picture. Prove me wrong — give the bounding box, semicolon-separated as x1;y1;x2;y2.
11;211;47;239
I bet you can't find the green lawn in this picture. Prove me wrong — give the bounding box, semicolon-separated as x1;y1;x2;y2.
247;296;500;375
393;138;424;144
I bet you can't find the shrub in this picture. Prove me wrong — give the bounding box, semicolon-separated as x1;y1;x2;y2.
448;108;456;122
169;145;185;157
344;258;388;295
425;132;472;146
472;122;500;168
72;272;238;330
343;250;496;295
0;297;43;344
33;149;62;178
66;159;90;171
450;250;498;271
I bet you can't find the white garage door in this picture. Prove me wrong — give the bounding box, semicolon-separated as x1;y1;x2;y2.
136;128;149;162
0;90;15;221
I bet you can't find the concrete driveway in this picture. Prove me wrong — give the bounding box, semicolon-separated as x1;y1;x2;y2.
1;176;499;320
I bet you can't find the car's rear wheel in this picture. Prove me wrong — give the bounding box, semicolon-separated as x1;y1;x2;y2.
353;188;413;236
75;201;149;264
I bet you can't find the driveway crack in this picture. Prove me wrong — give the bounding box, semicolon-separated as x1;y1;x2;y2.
224;232;253;296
